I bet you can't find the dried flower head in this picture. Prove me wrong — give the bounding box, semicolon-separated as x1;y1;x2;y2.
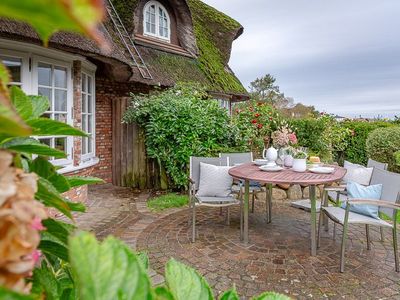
0;150;47;293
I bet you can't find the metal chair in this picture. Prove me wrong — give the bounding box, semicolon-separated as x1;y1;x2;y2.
219;152;262;213
189;156;240;242
318;168;400;272
324;158;388;239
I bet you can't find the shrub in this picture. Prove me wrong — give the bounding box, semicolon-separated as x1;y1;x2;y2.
123;83;243;188
342;121;393;165
231;100;282;155
366;126;400;172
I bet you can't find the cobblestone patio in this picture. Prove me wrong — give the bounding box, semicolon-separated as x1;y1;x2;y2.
77;184;400;299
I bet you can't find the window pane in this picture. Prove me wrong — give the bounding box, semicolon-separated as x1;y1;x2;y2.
54;137;66;152
151;24;156;34
82;137;87;154
54;113;67;123
42;113;51;119
82;115;87;132
39;138;52;147
82;74;87;93
87;95;93;113
55;89;67;111
88;136;93;153
88;115;93;133
82;94;87;113
2;57;22;83
87;76;92;94
38;87;52;110
38;63;51;86
150;4;155;13
54;66;67;88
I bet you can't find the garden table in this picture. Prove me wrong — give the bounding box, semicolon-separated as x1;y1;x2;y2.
229;163;346;256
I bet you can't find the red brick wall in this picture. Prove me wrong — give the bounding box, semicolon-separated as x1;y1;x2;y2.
92;77;152;183
62;77;152;204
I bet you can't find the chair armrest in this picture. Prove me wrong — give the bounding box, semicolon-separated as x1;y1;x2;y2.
324;185;346;192
343;199;400;211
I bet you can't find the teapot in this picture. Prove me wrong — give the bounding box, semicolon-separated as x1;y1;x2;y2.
262;146;278;166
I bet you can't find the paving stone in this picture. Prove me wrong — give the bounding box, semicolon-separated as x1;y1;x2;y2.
71;184;400;299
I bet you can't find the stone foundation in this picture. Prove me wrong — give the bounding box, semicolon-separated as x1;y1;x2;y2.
255;184;332;202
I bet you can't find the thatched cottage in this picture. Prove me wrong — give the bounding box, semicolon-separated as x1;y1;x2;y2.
0;0;247;201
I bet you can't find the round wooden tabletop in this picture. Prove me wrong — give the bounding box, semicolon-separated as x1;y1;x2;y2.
229;163;347;185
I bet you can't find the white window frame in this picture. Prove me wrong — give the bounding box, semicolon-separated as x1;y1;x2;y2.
143;0;171;42
0;39;97;171
32;55;74;166
81;71;96;162
0;49;30;91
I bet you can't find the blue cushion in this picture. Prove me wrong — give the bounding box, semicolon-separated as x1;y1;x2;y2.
341;181;382;219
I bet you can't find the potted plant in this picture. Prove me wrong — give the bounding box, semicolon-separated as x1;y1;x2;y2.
292;150;308;172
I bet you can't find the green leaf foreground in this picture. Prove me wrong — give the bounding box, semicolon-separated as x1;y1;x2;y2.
1;137;66;158
0;0;105;45
69;232;152;300
28;118;87;137
165;258;213;300
219;288;240;300
66;176;104;188
0;287;34;300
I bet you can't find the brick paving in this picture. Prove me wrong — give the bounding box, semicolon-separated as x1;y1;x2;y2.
77;184;400;299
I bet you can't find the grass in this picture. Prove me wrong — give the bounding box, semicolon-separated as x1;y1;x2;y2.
147;193;189;212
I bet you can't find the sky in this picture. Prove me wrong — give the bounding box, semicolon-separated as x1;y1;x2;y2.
202;0;400;118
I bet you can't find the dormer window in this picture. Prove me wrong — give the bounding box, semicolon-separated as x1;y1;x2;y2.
143;1;170;42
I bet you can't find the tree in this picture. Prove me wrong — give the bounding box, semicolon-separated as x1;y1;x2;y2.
249;74;293;109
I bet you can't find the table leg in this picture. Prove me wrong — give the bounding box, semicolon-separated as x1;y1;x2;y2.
243;179;249;244
267;183;272;223
310;185;317;256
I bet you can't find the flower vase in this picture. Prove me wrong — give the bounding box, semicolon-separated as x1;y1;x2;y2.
284;155;294;167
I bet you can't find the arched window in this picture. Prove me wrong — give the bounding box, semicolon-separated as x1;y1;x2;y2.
143;1;170;41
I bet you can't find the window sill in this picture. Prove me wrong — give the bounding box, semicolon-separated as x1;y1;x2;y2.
57;157;99;174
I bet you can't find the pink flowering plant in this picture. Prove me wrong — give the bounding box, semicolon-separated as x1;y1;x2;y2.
271;124;298;148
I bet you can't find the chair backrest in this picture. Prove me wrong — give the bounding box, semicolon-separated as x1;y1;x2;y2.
189;156;229;190
219;152;253;166
367;158;388;171
369;168;400;216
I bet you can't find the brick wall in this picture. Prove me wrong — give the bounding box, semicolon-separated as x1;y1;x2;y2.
92;77;152;183
62;77;152;203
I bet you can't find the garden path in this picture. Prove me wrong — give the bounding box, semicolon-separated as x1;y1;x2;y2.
74;184;400;299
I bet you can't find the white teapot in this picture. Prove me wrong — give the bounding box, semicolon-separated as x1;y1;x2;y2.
263;146;278;166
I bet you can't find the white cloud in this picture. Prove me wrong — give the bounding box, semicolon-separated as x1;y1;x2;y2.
203;0;400;117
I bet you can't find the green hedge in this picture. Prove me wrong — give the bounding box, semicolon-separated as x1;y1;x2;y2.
342;121;393;165
289;118;327;155
366;126;400;172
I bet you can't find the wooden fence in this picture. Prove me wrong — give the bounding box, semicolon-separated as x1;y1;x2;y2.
112;98;162;189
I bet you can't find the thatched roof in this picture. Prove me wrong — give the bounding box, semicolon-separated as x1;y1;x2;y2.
0;0;247;96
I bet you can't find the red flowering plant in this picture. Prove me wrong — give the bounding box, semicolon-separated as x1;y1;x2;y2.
232;101;283;155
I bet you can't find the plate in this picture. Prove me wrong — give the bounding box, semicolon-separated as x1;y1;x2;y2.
309;167;335;174
253;159;269;166
259;165;283;172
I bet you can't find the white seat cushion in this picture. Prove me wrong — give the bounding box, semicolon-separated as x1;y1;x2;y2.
195;196;239;205
290;199;330;212
322;206;392;227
